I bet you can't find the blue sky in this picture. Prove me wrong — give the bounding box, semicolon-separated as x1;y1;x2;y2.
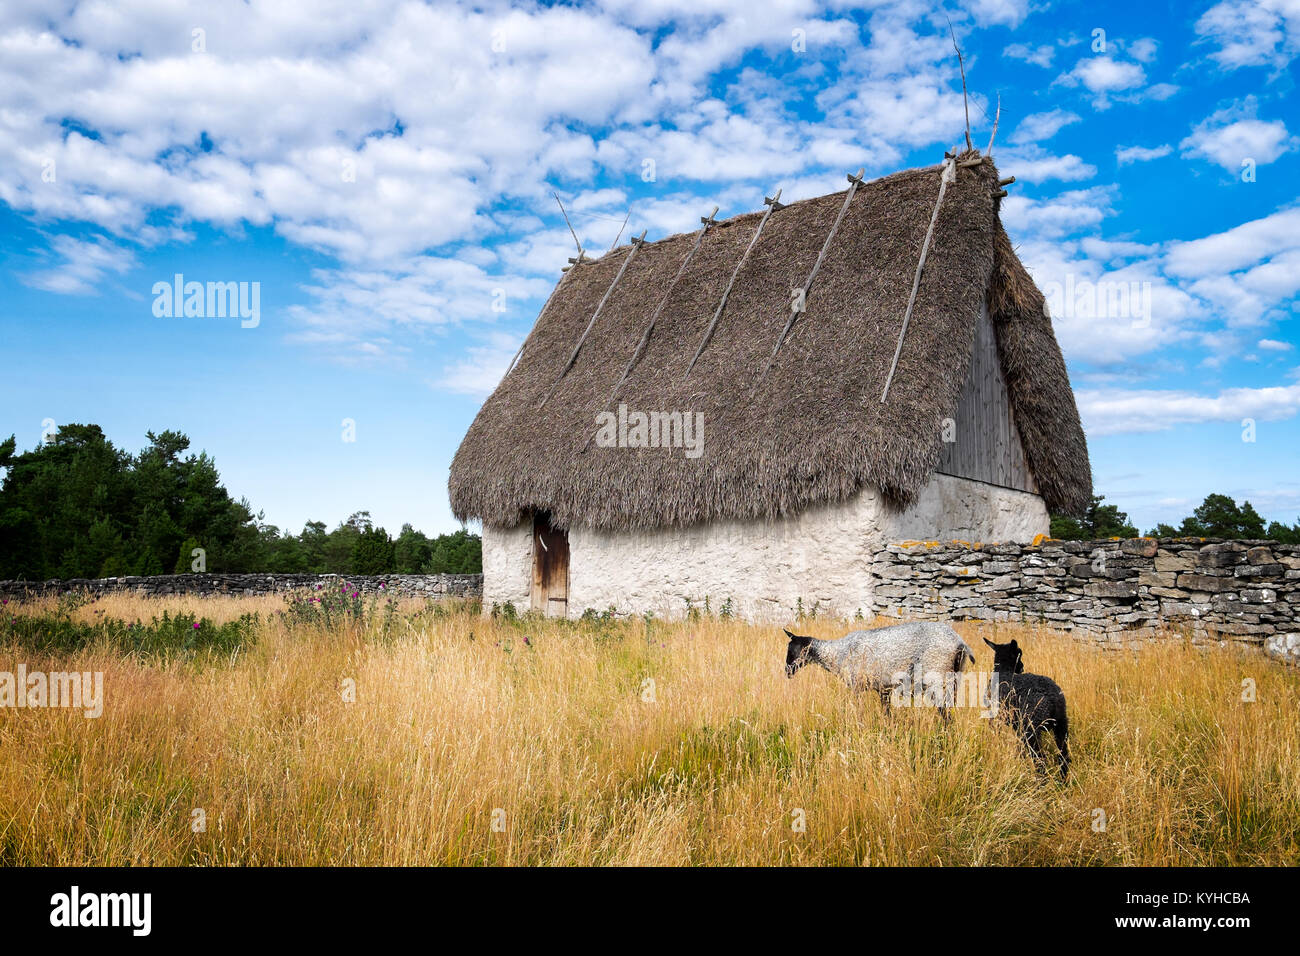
1;0;1297;537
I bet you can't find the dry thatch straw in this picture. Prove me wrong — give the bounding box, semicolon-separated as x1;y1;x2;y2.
450;155;1091;531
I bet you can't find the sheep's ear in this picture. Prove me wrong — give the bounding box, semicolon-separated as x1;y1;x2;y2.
983;637;997;649
1009;639;1019;649
784;629;796;640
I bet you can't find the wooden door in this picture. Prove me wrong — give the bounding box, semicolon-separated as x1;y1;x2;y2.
530;512;570;617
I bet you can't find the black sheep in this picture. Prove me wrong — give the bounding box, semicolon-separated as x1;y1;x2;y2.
984;637;1070;780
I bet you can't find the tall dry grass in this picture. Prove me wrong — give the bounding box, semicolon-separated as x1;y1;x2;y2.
0;594;1296;866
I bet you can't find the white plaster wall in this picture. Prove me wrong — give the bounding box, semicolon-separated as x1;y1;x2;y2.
482;474;1049;621
482;522;533;611
568;487;889;623
884;473;1049;543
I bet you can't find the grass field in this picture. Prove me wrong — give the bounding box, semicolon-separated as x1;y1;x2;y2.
1;590;1297;866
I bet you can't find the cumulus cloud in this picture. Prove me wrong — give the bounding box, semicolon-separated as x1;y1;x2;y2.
1004;42;1054;68
1057;56;1146;102
994;146;1096;183
1195;0;1300;70
1054;38;1176;109
1000;186;1116;240
1078;383;1300;435
1180;99;1297;172
1008;200;1300;370
1010;109;1080;144
3;0;1297;407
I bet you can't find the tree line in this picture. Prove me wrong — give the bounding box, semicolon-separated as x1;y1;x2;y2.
1050;494;1300;543
0;425;480;580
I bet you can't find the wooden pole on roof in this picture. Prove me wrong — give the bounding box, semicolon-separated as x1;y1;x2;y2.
554;191;584;262
760;169;865;379
985;93;1001;156
610;206;718;401
880;152;957;404
947;17;973;152
607;209;632;253
540;230;648;408
503;196;588;380
684;188;783;379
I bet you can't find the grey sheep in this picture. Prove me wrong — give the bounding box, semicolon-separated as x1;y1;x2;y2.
784;621;976;718
984;637;1071;780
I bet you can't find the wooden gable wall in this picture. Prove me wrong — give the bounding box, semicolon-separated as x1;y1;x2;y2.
935;306;1038;495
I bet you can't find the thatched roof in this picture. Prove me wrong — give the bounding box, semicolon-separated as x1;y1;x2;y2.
450;153;1091;531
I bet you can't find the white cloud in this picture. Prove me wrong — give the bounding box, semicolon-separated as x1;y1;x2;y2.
1058;56;1145;98
963;0;1030;27
285;256;553;362
1126;37;1159;63
22;234;135;295
3;0;1296;391
1004;42;1054;68
435;330;524;398
1054;43;1177;109
1009;202;1300;368
1000;186;1115;240
1115;143;1172;165
994;146;1096;183
1259;338;1294;351
1195;0;1300;70
1180;99;1297;172
1164;206;1300;281
1078;383;1300;435
1009;109;1080;144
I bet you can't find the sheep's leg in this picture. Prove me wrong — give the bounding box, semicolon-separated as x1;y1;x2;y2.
1054;716;1071;781
1020;727;1047;771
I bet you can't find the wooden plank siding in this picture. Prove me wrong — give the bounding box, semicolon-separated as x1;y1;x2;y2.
935;306;1038;494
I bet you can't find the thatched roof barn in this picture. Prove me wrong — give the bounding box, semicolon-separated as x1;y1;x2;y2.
450;151;1090;620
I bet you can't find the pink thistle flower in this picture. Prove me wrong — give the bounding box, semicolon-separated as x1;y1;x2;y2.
193;622;201;629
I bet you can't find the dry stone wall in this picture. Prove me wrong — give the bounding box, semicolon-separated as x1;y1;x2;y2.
871;538;1300;665
0;572;483;601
